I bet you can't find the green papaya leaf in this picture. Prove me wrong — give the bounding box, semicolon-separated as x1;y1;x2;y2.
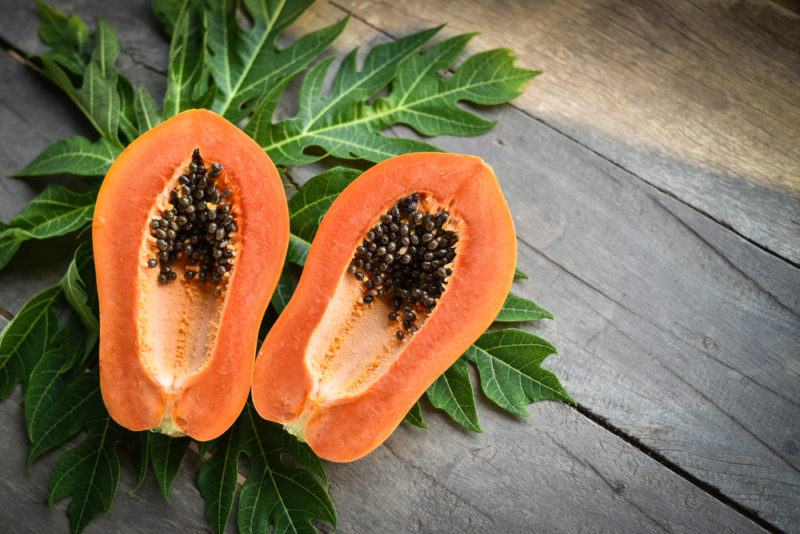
426;358;481;432
208;0;346;121
236;405;334;534
288;167;360;242
465;329;573;417
24;316;86;440
403;401;427;428
287;234;311;267
15;136;119;177
495;293;553;322
197;427;241;534
258;30;536;165
163;0;208;117
148;433;191;501
0;286;62;398
0;185;96;269
253;27;441;165
35;0;89;74
48;381;123;534
271;266;297;314
60;241;99;361
27;371;99;467
134;87;162;134
151;0;183;35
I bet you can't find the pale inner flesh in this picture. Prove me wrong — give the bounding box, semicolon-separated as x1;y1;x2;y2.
305;195;460;406
306;275;422;404
135;163;230;397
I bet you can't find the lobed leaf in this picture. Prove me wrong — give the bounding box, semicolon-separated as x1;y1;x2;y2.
24;316;86;441
148;433;191;501
403;401;427;428
15;136;119;177
27;371;99;466
0;185;96;270
376;37;537;136
426;358;481;432
198;428;241;534
208;0;346;122
163;0;208;118
255;27;441;165
60;241;99;361
198;404;333;534
48;390;123;534
288;167;360;242
465;329;573;417
495;292;553;322
237;405;334;534
0;286;62;399
35;0;90;74
36;17;124;146
259;29;536;165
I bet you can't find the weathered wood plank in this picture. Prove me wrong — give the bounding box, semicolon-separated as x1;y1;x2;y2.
281;9;800;527
325;403;767;533
435;107;800;529
284;4;800;527
331;0;800;265
0;311;765;533
1;0;167;101
0;389;210;533
0;53;89;311
0;0;796;532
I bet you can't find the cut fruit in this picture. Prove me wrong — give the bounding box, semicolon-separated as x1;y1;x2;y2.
251;152;516;462
94;109;288;441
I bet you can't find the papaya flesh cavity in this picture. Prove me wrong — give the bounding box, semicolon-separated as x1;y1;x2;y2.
94;109;288;441
252;153;516;462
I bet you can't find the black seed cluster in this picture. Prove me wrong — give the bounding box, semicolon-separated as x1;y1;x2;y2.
147;148;237;294
348;193;457;338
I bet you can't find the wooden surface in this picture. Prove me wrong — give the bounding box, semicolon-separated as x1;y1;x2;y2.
0;1;798;533
336;0;800;265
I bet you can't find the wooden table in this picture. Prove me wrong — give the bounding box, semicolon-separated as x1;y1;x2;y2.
1;1;798;532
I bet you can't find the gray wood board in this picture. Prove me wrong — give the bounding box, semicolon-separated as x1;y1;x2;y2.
0;375;765;533
332;0;800;265
269;8;800;529
433;108;800;530
0;52;93;312
0;388;210;534
0;0;797;532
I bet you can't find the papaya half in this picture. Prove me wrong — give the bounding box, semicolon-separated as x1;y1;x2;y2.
251;153;516;462
93;109;288;441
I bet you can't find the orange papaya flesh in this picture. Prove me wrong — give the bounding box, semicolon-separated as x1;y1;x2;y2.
252;153;516;461
93;109;288;441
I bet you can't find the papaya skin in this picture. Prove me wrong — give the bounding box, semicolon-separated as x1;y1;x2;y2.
251;153;516;462
93;109;288;441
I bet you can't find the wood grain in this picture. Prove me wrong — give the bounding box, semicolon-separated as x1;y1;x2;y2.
0;313;765;533
285;4;800;528
0;389;211;534
332;0;800;265
0;0;797;532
